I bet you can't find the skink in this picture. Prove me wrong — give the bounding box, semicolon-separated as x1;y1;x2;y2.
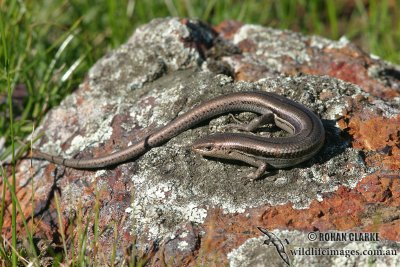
32;91;325;180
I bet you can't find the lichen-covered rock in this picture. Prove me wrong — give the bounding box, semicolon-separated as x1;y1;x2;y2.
3;18;399;265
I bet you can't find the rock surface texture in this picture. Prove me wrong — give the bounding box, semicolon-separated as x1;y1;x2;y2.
3;18;400;266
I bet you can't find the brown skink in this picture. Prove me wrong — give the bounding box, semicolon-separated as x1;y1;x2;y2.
32;91;325;180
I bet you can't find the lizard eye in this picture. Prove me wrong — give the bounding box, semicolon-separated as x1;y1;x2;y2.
191;141;216;153
203;145;213;151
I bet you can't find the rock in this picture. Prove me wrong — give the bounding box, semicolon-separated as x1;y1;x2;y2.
3;18;399;265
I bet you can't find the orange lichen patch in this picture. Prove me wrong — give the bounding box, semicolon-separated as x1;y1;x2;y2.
343;114;400;171
328;60;366;86
260;186;366;232
383;145;400;170
213;20;243;40
194;180;400;264
363;149;400;171
355;174;400;205
195;176;400;265
257;175;399;240
303;47;399;99
194;208;260;266
237;38;257;52
347;116;400;151
1;166;58;241
234;62;271;81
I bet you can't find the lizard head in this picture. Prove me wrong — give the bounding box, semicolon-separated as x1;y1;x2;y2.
191;134;232;160
191;137;219;156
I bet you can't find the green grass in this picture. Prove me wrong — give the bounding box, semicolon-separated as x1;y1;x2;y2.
1;0;399;265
